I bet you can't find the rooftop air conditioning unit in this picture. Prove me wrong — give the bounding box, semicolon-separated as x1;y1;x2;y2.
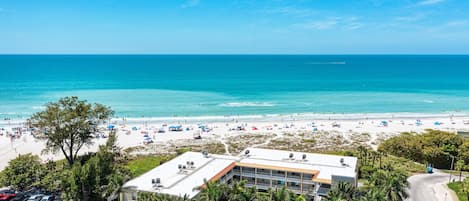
202;151;209;158
152;178;162;188
340;158;346;166
178;164;183;172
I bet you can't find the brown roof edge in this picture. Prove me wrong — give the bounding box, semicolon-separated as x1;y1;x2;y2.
312;178;332;184
199;162;237;189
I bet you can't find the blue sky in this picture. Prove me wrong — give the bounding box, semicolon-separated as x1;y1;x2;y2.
1;0;469;54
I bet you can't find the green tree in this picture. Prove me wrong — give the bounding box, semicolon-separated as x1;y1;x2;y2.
228;180;258;201
462;178;469;201
61;132;130;201
324;181;358;201
379;130;468;169
369;170;409;201
196;180;230;201
268;186;298;201
359;188;386;201
38;160;64;192
0;154;46;191
28;96;114;166
456;159;466;182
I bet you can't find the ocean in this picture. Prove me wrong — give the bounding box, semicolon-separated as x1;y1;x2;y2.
1;55;469;122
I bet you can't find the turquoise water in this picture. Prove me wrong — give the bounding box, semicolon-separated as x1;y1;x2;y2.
1;55;469;120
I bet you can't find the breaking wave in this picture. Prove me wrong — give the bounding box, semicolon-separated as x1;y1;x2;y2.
218;102;276;107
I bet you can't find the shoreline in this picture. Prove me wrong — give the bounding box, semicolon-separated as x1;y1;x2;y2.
1;111;468;126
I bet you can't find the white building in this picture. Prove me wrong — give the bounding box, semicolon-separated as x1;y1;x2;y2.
120;148;358;200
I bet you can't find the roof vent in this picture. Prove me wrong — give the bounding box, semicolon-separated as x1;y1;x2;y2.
186;161;195;169
244;149;250;156
302;154;307;160
152;178;162;188
340;158;346;166
202;151;209;158
289;153;294;159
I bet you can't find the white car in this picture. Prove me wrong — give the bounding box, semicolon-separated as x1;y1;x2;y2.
143;137;153;144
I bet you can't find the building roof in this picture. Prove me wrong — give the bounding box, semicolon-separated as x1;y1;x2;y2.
238;148;357;181
121;152;237;198
121;148;358;198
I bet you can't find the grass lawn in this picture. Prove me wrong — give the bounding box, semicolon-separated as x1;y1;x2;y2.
126;155;174;177
448;182;468;201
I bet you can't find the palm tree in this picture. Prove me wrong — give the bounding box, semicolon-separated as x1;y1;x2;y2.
324;181;358;201
370;170;409;201
228;180;258;201
455;160;465;182
359;187;386;201
357;146;367;166
196;179;229;201
370;151;378;167
268;187;296;201
377;150;385;169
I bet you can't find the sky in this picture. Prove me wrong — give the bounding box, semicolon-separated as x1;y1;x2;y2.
1;0;469;54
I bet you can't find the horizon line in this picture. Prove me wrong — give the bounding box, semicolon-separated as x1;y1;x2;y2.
1;53;469;56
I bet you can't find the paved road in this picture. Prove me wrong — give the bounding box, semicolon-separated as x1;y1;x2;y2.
407;172;456;201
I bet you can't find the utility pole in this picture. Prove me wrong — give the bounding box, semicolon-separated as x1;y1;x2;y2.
449;155;455;182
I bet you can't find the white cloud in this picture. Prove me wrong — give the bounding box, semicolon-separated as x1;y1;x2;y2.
299;19;338;30
181;0;200;8
262;6;317;17
416;0;445;6
446;20;468;27
295;17;364;30
394;13;426;22
347;22;364;30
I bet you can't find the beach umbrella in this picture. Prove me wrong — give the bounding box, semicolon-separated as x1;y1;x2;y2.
107;124;115;130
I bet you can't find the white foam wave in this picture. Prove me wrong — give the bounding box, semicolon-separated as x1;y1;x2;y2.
423;100;434;103
32;106;46;110
218;102;276;107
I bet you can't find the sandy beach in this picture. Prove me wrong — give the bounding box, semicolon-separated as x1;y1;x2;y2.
1;114;469;171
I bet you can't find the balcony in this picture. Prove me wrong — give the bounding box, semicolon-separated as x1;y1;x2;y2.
256;171;271;176
317;187;330;195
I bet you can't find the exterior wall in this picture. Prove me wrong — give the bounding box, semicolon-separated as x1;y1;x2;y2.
233;166;319;195
331;175;357;189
